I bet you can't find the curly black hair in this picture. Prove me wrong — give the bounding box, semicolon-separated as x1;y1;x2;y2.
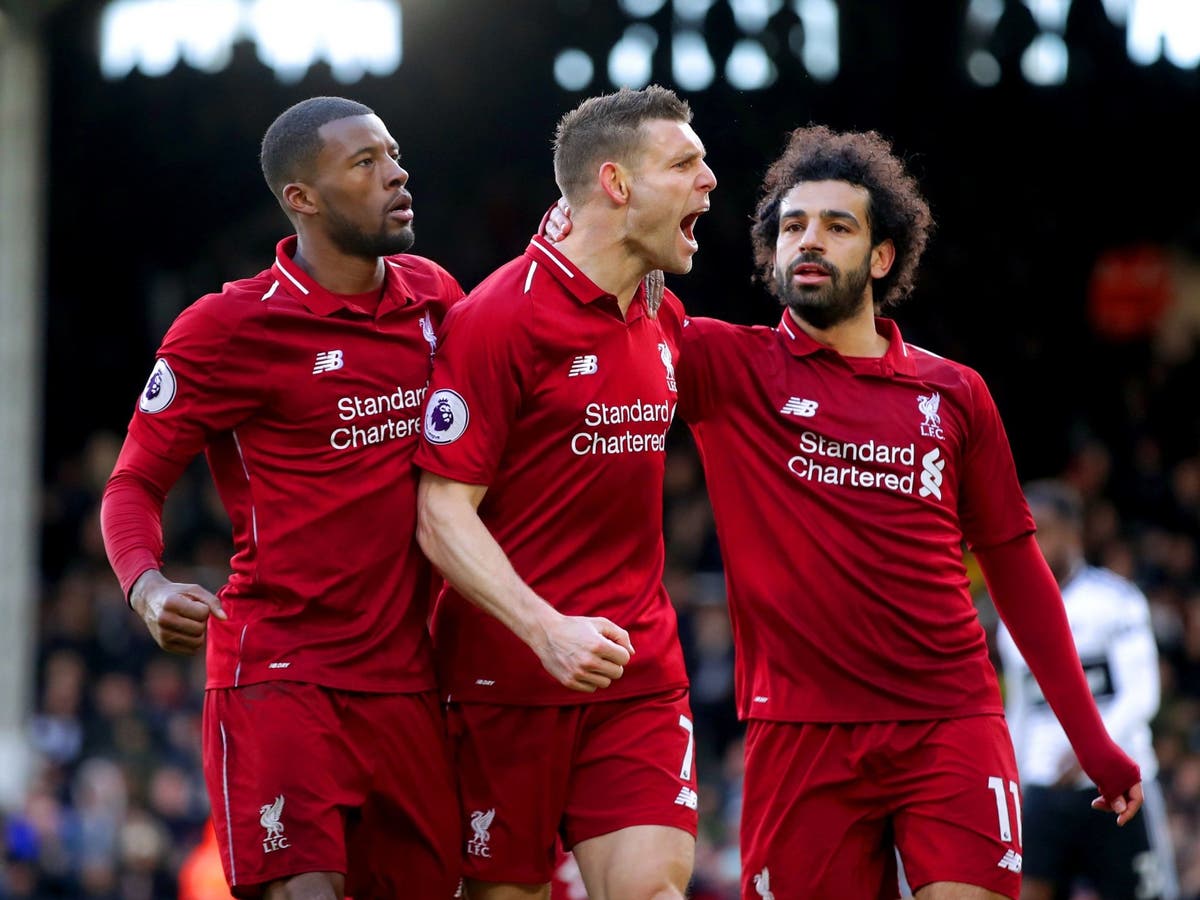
751;125;934;309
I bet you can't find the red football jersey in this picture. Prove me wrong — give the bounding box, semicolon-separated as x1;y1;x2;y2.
677;312;1035;722
414;235;689;705
126;236;464;692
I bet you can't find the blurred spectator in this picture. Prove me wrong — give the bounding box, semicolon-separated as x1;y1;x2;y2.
1087;243;1174;343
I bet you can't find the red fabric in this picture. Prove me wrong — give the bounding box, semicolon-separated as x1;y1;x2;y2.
106;236;463;693
676;314;1034;722
204;685;459;899
976;534;1141;803
448;689;697;884
100;436;187;598
741;716;1022;899
416;235;688;705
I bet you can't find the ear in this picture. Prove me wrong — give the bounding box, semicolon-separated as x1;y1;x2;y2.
282;182;319;218
598;161;631;206
871;238;896;278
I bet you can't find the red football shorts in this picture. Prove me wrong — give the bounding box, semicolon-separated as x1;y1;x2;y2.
448;688;699;885
741;715;1023;900
202;683;460;899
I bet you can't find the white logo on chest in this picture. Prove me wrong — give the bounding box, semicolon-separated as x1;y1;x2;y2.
919;447;945;500
313;350;344;374
568;355;598;376
918;391;944;439
420;312;437;359
780;397;819;417
657;342;677;391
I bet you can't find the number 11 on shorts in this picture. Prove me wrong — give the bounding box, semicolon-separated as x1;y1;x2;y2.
987;776;1023;847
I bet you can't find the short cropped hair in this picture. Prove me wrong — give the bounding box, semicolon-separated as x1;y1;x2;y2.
751;125;934;309
553;85;692;204
1023;479;1085;527
260;96;374;200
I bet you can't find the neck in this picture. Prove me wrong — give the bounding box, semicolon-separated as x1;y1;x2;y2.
293;232;386;295
552;213;649;315
787;302;888;357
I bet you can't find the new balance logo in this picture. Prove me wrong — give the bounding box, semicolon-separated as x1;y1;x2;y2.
568;355;598;376
312;350;344;374
673;786;698;810
780;397;819;417
997;850;1023;873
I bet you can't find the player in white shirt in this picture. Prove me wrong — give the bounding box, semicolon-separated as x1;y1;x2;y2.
997;479;1178;900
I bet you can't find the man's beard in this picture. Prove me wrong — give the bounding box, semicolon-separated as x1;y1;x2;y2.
776;250;872;330
325;205;415;259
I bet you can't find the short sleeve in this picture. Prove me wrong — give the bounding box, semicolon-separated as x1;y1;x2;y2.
127;296;269;465
676;315;734;424
958;369;1037;550
424;258;466;308
414;292;532;485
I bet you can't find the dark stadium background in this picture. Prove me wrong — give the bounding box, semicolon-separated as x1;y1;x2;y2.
19;1;1200;897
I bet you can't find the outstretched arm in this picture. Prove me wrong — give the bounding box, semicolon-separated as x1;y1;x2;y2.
976;533;1142;825
416;471;633;693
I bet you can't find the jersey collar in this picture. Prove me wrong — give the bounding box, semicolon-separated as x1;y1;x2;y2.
271;236;417;317
525;235;651;323
776;312;918;377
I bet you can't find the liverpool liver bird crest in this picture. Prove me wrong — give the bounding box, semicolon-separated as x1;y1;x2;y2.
753;867;775;899
260;795;285;840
